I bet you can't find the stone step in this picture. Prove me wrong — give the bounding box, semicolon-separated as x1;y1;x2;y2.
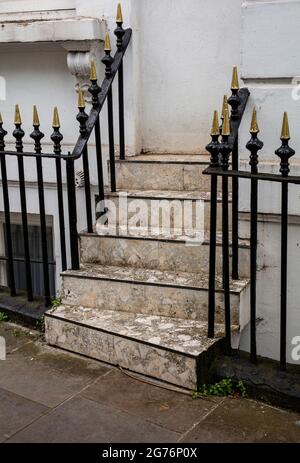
97;189;232;234
114;154;227;192
80;230;251;278
61;263;250;326
45;306;228;389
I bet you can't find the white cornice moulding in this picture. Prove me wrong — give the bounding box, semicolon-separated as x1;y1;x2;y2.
0;17;105;44
0;16;106;103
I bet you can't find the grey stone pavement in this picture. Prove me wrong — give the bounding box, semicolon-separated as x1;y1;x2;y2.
0;321;300;443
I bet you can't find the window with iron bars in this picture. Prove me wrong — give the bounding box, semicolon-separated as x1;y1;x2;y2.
0;213;56;298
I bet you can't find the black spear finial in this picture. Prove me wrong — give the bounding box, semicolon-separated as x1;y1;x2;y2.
30;106;44;154
114;2;125;51
50;107;63;155
219;108;232;171
246;108;263;174
13;104;25;152
102;32;114;78
89;60;101;108
228;66;241;121
206;110;220;167
76;88;89;136
275;112;295;177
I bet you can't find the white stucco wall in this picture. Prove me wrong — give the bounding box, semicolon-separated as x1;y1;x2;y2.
0;0;300;364
77;0;245;154
238;0;300;363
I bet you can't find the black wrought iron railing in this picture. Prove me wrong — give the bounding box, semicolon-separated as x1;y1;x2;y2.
205;68;250;345
204;76;297;371
0;8;132;308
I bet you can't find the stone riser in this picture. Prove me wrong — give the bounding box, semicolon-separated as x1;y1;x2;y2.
45;316;199;389
61;274;241;325
45;312;224;390
98;196;232;234
80;234;251;278
115;162;228;192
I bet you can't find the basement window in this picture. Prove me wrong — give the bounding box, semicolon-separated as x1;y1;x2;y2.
0;214;56;297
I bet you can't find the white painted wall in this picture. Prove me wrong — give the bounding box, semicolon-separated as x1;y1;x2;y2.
238;0;300;363
1;0;300;365
77;0;245;154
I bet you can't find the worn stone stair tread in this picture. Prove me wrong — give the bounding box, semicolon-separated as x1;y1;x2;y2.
116;154;211;164
63;263;249;294
46;305;226;357
104;189;231;201
82;227;250;247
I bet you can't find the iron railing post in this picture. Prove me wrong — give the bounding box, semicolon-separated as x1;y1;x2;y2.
228;67;241;281
275;112;295;371
30;106;51;307
66;155;79;270
13;105;33;302
0;117;15;296
206;110;221;338
246;109;263;363
219;109;232;353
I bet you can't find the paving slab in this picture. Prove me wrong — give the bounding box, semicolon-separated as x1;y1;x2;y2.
0;388;48;443
0;339;111;407
0;322;40;353
6;396;180;443
81;369;220;434
183;397;300;443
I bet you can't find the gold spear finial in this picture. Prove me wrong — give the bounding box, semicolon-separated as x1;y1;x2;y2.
221;95;229;120
211;110;220;136
90;60;97;81
116;2;123;23
0;112;2;124
78;88;85;109
14;104;21;125
222;108;230;136
250;108;259;134
104;32;111;52
281;112;290;140
231;66;239;90
33;105;40;126
52;106;60;128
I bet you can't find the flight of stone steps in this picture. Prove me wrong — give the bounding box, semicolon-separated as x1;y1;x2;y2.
45;154;253;389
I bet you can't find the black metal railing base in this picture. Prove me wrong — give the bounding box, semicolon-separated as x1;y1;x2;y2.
213;351;300;413
0;287;46;329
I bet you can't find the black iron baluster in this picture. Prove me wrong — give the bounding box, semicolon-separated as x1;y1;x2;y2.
275;112;295;370
13;105;33;301
246;108;263;363
221;95;228;291
51;107;67;271
0;113;15;296
115;2;126;160
228;67;241;280
66;153;79;270
102;32;116;192
206;110;221;338
89;61;105;208
219;108;232;353
30;106;51;307
77;89;93;233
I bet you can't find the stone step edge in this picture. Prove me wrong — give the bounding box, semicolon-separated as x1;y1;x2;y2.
79;230;250;248
103;190;231;202
61;264;250;295
115;158;211;166
45;307;230;359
